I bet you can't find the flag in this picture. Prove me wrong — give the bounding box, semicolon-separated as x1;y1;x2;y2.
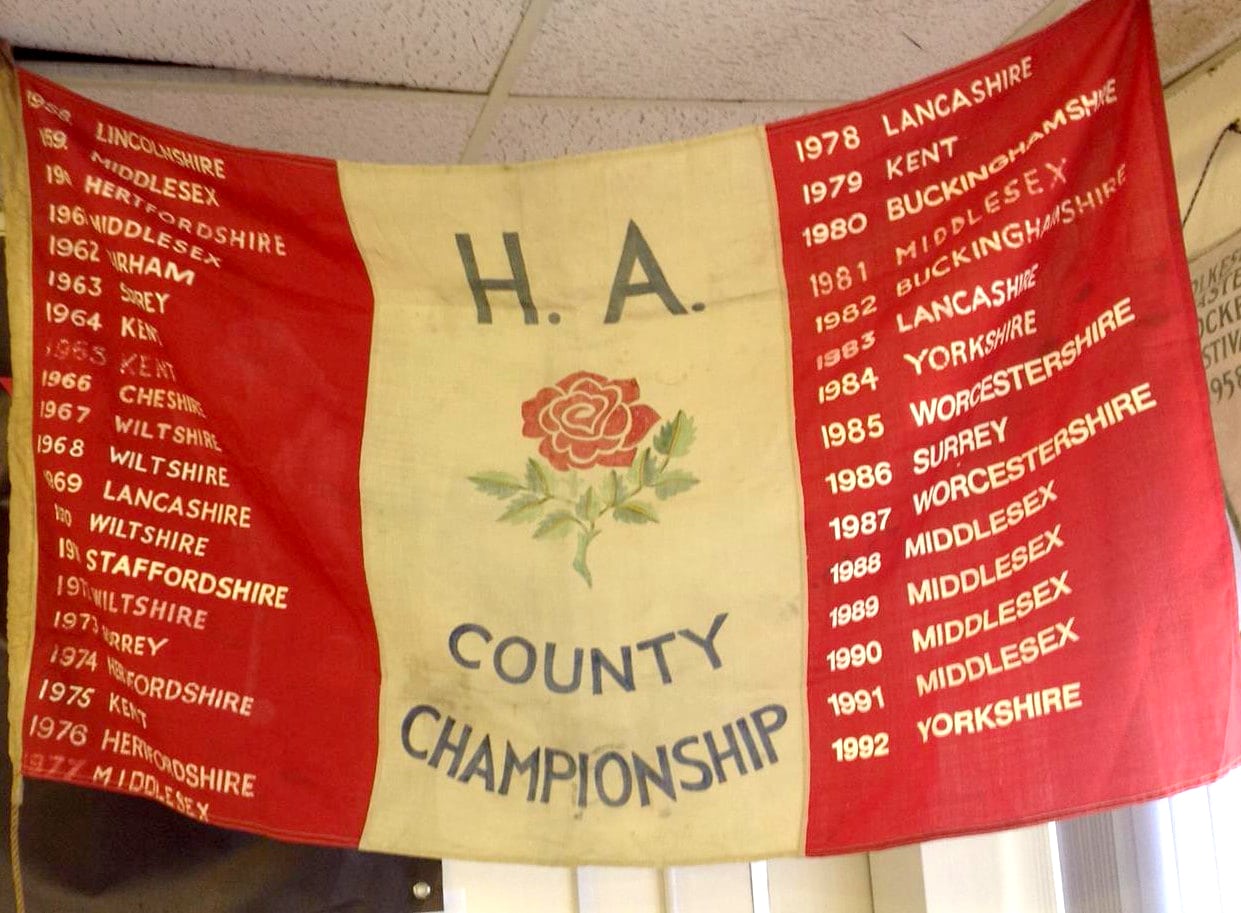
2;0;1237;865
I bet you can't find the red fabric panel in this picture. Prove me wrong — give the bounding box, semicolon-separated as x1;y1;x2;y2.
17;70;380;844
766;0;1241;853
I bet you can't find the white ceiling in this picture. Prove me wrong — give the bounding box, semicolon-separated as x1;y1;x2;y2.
1;0;1240;165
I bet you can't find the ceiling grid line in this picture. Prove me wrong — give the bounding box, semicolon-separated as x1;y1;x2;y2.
458;0;556;164
26;59;857;108
22;62;485;102
20;60;845;112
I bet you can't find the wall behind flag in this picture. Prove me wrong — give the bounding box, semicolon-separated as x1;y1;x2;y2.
1169;33;1241;256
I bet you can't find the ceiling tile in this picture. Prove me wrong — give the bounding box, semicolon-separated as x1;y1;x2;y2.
478;98;816;163
513;0;1050;101
1;0;527;92
1153;0;1241;82
33;66;483;164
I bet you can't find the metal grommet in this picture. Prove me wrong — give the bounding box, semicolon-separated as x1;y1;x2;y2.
412;881;433;901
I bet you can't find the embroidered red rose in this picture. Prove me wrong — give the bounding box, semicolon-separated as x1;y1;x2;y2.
473;373;697;586
521;370;660;471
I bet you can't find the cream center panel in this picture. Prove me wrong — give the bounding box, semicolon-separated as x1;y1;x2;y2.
338;129;809;864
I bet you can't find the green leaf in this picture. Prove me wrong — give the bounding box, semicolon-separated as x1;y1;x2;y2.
652;469;699;500
534;510;577;540
639;447;661;485
576;487;602;523
628;447;657;487
602;469;626;507
613;501;659;524
499;495;545;524
468;471;524;498
573;529;600;588
624;458;641;490
653;411;696;458
526;458;554;496
600;472;618;506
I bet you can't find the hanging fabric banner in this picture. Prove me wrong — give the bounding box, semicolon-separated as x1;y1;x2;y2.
3;0;1239;866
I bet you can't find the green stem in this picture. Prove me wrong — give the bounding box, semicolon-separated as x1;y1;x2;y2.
597;451;675;520
599;481;640;520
